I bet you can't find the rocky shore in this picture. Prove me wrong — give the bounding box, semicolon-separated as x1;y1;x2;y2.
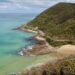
18;36;56;56
17;25;75;56
17;25;56;56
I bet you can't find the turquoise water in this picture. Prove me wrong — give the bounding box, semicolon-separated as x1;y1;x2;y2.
0;13;53;75
0;13;37;75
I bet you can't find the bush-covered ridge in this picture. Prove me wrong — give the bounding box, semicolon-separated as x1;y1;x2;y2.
26;2;75;40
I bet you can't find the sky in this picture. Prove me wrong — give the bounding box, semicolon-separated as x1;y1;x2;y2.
0;0;75;13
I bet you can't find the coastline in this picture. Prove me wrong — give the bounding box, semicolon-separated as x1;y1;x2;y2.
17;25;56;56
17;25;75;56
14;26;38;34
15;25;75;75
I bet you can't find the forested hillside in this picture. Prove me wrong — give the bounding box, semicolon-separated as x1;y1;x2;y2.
26;3;75;40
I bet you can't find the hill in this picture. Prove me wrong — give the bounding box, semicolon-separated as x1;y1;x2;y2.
22;2;75;46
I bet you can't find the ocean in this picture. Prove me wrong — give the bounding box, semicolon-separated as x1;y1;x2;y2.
0;13;51;75
0;13;37;75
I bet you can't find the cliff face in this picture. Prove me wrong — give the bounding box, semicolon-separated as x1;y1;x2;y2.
26;3;75;40
18;56;75;75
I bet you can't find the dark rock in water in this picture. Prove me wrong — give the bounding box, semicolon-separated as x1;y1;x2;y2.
12;27;20;30
24;37;34;41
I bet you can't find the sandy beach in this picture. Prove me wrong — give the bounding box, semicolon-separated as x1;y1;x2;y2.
57;45;75;57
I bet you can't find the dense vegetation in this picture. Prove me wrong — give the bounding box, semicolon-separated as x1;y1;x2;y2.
26;2;75;40
53;57;75;75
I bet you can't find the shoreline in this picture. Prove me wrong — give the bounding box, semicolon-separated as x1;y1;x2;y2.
16;25;56;56
13;26;38;34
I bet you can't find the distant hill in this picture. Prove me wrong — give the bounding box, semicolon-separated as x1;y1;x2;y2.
23;2;75;46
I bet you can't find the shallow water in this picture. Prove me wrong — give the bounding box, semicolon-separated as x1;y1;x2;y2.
0;13;54;75
0;13;37;75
